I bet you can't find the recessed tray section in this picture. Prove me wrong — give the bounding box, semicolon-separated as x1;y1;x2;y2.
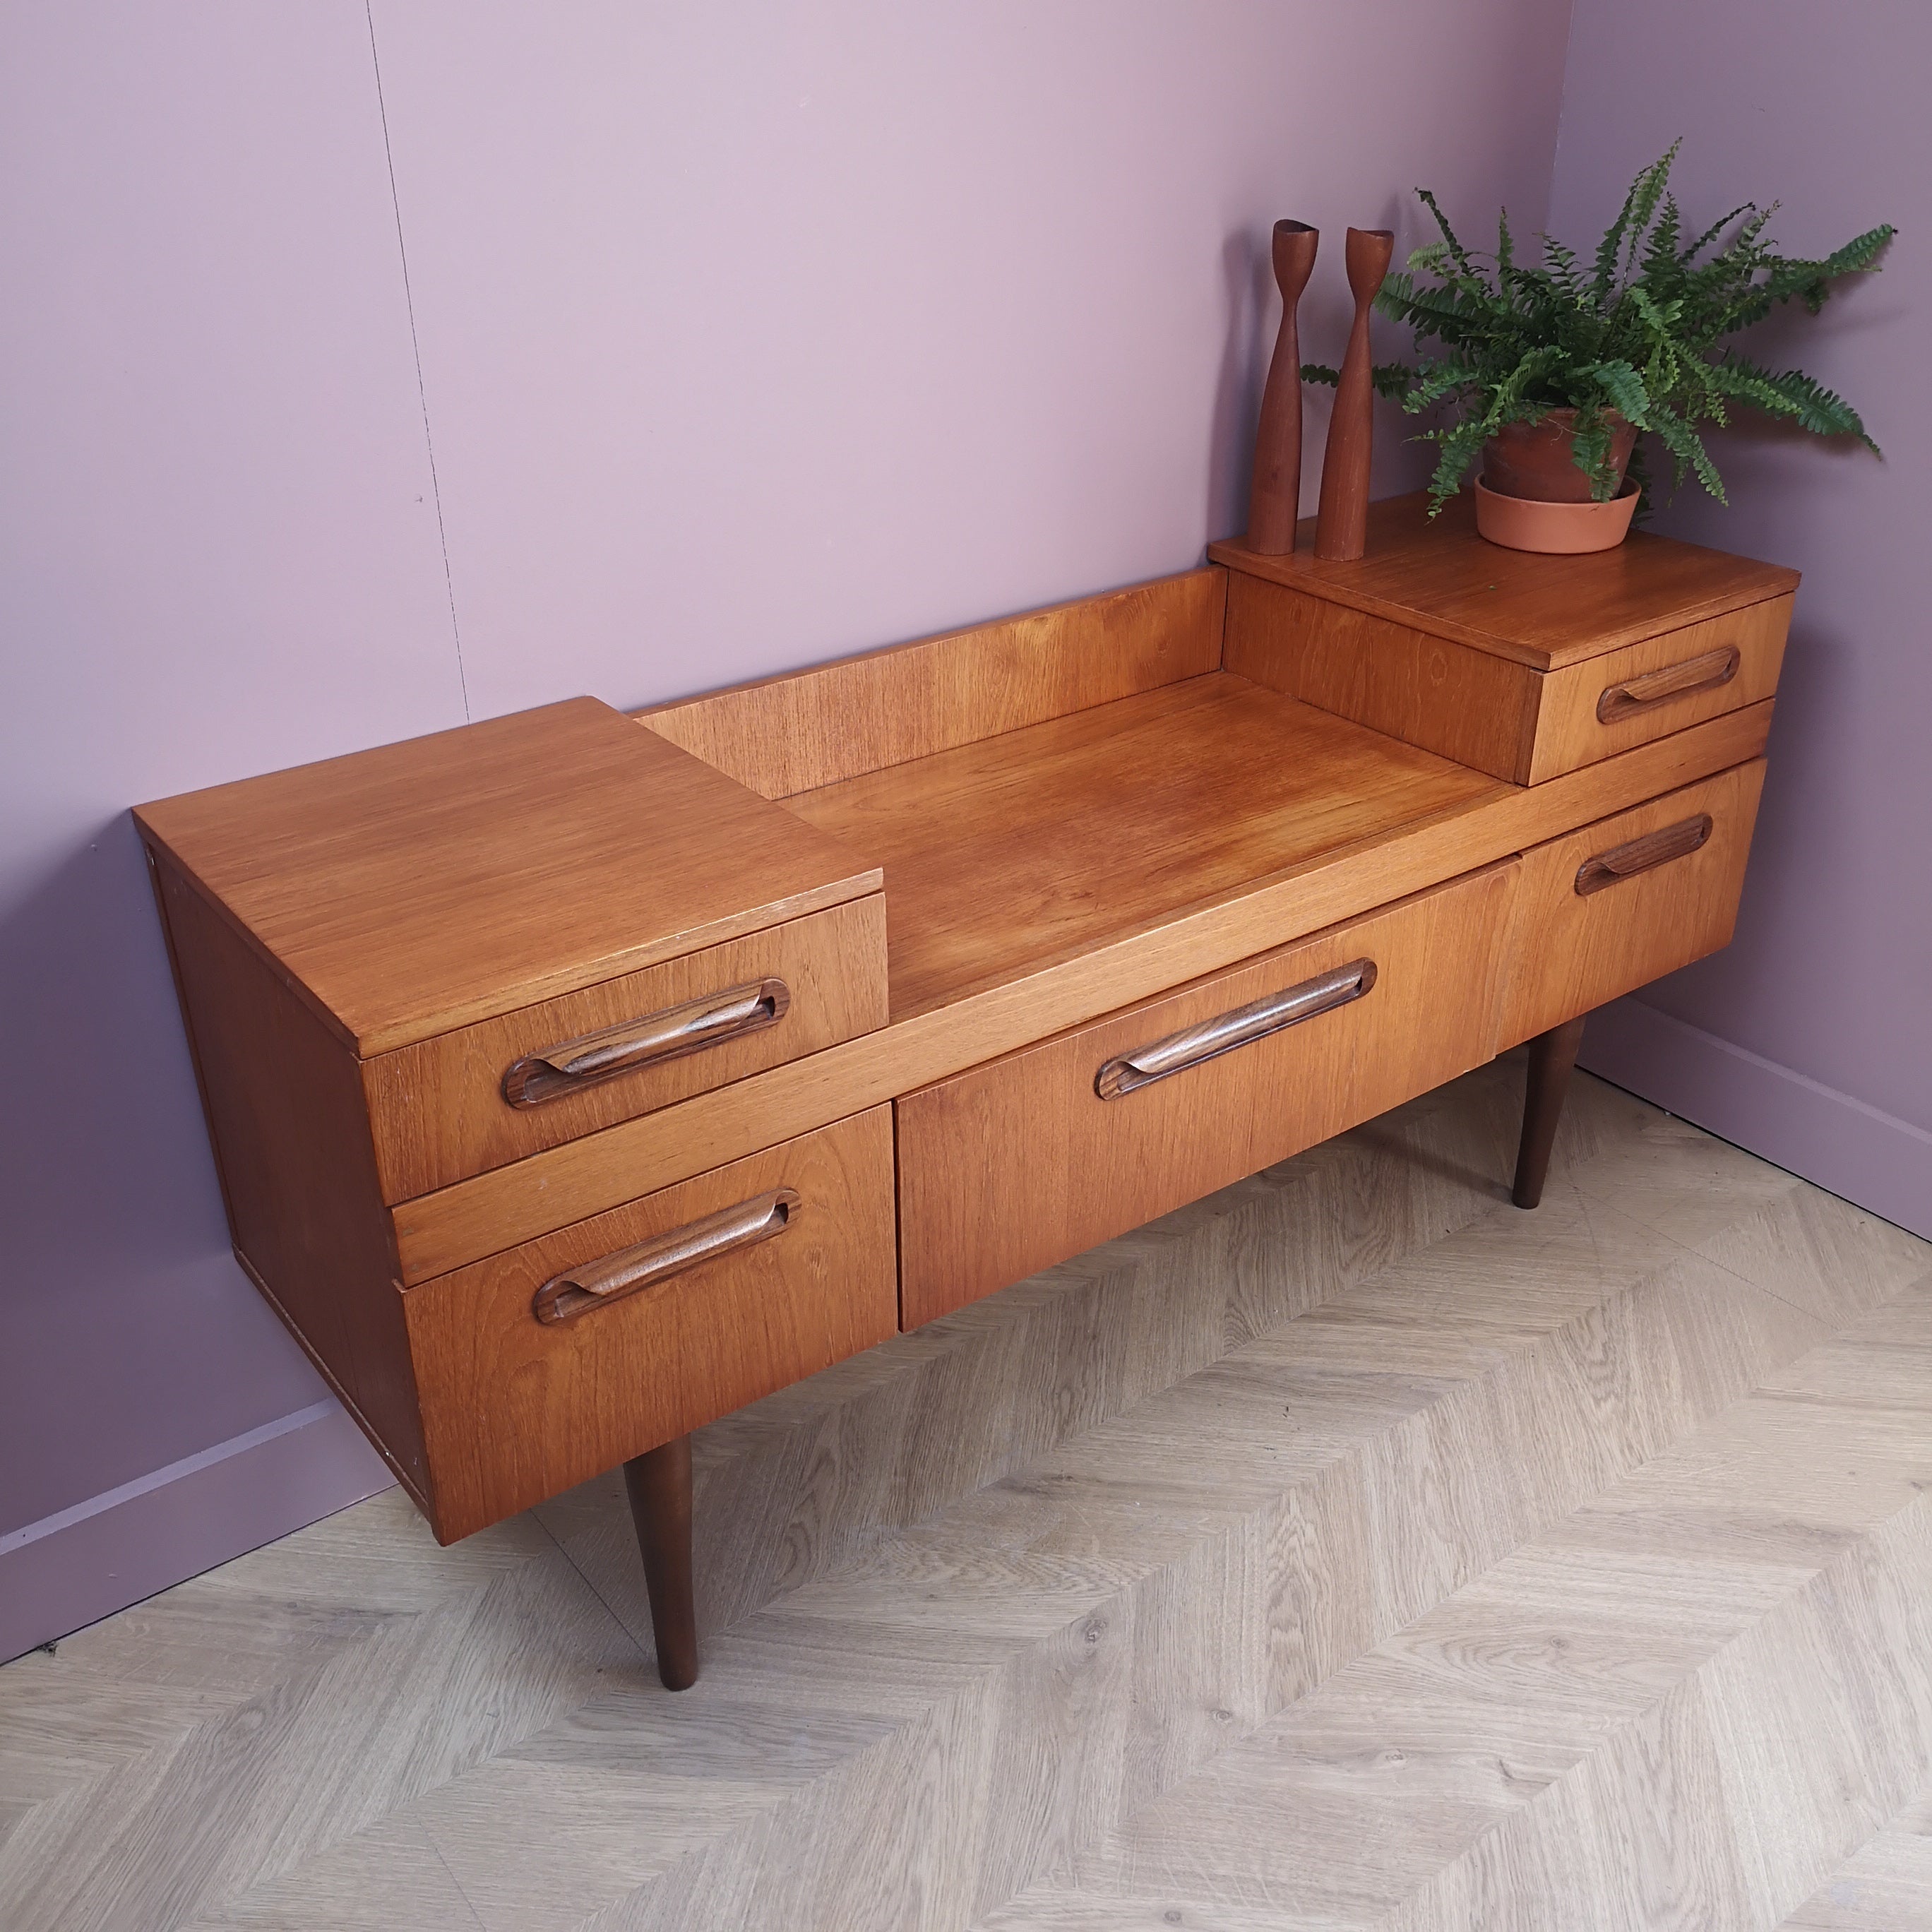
782;671;1502;1023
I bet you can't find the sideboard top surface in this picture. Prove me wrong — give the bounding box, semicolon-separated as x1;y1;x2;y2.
1209;492;1801;670
133;697;881;1056
784;670;1503;1022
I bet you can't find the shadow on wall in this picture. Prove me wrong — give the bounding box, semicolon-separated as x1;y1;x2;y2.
0;816;331;1539
1207;227;1269;542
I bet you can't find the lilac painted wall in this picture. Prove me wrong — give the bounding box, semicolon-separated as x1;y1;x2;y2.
1550;1;1932;1237
1;3;452;1659
3;1;1573;1655
367;1;1570;715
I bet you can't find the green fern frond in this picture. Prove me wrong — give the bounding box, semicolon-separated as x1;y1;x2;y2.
1419;412;1491;511
1639;193;1684;290
1651;405;1727;504
1712;354;1880;449
1414;188;1478;278
1680;201;1755;263
1592;140;1678;298
1581;358;1653;425
1400;357;1486;411
1818;223;1896;277
1622;142;1678;267
1761;222;1897;313
1543;237;1586;299
1375;275;1492;340
1299;361;1420;404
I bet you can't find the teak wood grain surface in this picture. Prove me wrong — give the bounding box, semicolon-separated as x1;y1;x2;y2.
1210;491;1799;669
362;895;888;1203
1224;569;1546;782
785;672;1496;1022
897;863;1516;1324
636;568;1225;799
133;697;881;1054
402;1107;898;1541
390;700;1773;1282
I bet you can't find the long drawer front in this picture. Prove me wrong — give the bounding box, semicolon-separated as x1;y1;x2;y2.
1499;761;1765;1049
401;1105;897;1541
895;863;1518;1328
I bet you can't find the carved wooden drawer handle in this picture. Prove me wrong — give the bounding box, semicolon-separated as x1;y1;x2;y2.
532;1188;801;1324
503;978;791;1108
1596;645;1740;725
1095;958;1377;1100
1574;813;1714;897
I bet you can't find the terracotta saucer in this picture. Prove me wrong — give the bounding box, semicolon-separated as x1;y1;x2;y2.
1473;475;1639;554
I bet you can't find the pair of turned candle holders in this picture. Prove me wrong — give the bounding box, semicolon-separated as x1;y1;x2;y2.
1248;220;1394;564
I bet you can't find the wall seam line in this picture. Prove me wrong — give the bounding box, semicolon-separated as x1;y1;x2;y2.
365;0;471;722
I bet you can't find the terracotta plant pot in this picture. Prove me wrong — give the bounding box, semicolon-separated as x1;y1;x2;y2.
1474;475;1640;554
1481;409;1638;504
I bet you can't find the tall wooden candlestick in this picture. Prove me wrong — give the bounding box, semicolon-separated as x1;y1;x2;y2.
1313;226;1395;562
1246;220;1319;555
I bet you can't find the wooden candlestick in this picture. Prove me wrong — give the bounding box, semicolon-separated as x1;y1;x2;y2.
1246;220;1319;555
1313;226;1395;563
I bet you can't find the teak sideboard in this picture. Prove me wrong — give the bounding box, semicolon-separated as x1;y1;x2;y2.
136;494;1796;1690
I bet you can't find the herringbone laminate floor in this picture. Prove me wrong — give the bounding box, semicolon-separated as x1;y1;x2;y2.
3;1059;1928;1931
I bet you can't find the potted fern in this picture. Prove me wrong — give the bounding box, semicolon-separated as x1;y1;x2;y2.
1315;144;1892;553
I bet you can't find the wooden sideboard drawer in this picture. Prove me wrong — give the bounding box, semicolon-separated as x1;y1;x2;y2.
896;862;1517;1328
1498;760;1766;1049
1525;597;1791;784
362;895;888;1202
1224;573;1790;787
400;1105;897;1541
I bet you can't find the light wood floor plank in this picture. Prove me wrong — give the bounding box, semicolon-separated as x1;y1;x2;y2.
982;1287;1932;1932
1778;1788;1932;1928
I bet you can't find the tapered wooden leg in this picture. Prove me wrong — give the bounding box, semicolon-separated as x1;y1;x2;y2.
1513;1013;1587;1210
623;1434;698;1690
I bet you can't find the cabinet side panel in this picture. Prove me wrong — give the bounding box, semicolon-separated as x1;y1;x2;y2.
1224;571;1541;782
148;855;430;1505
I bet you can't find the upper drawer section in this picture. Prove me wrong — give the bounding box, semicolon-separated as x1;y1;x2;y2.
1213;492;1798;789
362;894;888;1202
133;698;881;1056
1224;572;1790;787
